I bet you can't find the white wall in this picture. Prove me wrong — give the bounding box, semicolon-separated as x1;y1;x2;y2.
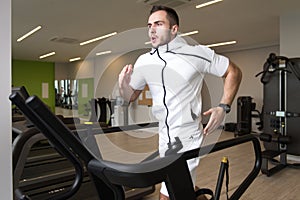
74;59;95;79
280;12;300;57
55;62;71;80
56;59;94;80
0;0;13;199
223;45;279;122
95;49;153;123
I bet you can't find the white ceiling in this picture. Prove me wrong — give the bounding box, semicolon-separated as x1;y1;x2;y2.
12;0;300;63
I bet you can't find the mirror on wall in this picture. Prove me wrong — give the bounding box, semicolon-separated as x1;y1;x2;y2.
55;79;78;110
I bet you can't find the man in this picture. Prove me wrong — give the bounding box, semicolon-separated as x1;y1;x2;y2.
119;5;242;200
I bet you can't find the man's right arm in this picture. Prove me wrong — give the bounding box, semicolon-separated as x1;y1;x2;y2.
118;64;142;102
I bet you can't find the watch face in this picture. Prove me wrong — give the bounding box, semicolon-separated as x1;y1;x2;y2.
224;105;230;113
219;104;231;113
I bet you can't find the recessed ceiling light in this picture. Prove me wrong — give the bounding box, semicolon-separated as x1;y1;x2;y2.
69;57;81;62
205;40;236;47
17;25;42;42
39;51;55;59
96;50;112;56
80;32;117;46
196;0;223;9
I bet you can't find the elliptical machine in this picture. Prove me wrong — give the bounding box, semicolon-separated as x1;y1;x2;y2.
256;53;300;176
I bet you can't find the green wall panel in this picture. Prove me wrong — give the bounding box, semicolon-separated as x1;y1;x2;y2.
12;60;55;111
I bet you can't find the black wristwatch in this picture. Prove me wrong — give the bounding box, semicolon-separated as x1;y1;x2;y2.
218;103;231;113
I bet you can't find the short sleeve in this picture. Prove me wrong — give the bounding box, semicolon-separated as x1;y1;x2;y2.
209;53;229;77
192;45;229;77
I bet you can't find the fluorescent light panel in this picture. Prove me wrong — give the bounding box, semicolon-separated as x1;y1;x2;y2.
80;32;117;46
205;40;236;47
39;51;55;59
69;57;81;62
96;50;112;56
196;0;223;9
17;26;42;42
179;30;199;37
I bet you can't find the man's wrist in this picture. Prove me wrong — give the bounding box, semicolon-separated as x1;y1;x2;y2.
218;103;231;113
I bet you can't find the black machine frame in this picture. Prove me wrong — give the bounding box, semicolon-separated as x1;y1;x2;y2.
256;53;300;176
10;92;262;200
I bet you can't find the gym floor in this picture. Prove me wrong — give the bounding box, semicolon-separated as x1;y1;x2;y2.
55;107;300;200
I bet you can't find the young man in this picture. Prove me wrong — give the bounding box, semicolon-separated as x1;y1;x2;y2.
119;5;242;200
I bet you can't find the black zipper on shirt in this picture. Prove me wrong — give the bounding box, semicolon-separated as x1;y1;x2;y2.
151;48;171;144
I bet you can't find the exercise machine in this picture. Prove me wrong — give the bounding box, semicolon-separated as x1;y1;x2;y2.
11;87;154;200
236;96;253;135
12;124;101;200
235;96;263;136
89;97;112;125
256;53;300;176
10;91;262;200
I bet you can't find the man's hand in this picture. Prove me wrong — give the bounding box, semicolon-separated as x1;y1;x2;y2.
118;64;134;102
202;106;226;135
119;64;133;92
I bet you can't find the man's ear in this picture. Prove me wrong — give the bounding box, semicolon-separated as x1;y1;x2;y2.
171;25;179;35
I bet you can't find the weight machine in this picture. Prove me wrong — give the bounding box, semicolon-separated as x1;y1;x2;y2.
256;53;300;176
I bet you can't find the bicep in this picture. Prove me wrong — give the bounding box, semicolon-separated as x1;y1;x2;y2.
222;60;241;78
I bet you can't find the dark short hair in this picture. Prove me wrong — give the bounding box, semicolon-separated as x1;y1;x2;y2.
150;5;179;26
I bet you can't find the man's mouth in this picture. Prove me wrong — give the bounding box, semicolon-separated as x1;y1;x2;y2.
151;36;157;43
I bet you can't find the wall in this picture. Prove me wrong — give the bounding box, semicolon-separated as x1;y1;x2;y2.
95;49;152;123
95;49;149;98
77;78;94;115
12;60;55;111
55;62;71;80
0;0;12;198
223;45;279;122
280;12;300;57
55;62;83;80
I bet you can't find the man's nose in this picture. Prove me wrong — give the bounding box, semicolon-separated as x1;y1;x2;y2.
149;25;156;33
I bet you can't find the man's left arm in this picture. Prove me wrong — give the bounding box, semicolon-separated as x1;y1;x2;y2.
220;60;242;105
203;60;242;135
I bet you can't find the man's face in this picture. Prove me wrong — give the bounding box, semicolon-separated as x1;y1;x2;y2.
147;10;177;48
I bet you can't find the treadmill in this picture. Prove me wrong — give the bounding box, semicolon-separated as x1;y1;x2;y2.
10;90;262;200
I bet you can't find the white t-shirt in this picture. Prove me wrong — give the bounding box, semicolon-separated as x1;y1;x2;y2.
130;36;229;153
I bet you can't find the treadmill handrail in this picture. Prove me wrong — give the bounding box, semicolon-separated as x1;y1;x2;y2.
12;127;40;172
182;134;262;200
10;92;84;200
88;133;261;200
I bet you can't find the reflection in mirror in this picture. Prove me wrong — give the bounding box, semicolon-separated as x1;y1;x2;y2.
55;79;79;116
